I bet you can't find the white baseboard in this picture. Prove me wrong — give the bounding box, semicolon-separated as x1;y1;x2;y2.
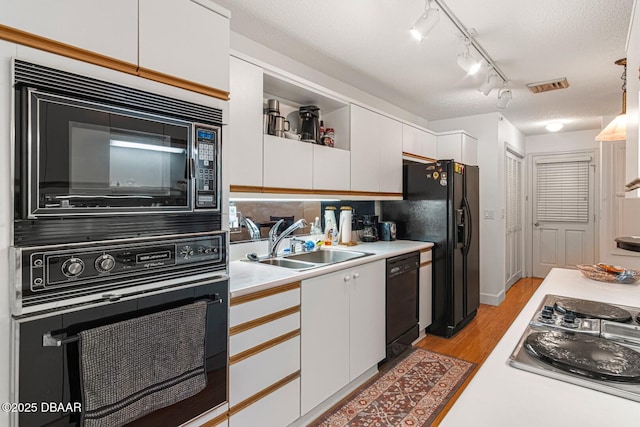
480;290;505;306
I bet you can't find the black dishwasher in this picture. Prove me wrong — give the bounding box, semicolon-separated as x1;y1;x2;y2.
384;251;420;363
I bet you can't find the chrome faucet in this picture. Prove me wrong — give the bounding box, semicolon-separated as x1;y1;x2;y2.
241;217;261;241
268;218;308;257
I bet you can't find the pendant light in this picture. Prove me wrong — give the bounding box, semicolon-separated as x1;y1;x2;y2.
410;0;440;42
595;58;627;142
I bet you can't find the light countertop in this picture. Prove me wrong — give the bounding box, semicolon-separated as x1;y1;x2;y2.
229;240;433;297
441;268;640;426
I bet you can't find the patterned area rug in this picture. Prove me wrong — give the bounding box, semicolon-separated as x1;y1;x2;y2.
311;348;476;427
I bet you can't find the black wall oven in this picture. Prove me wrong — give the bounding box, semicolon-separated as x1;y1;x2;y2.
13;60;224;246
11;233;229;426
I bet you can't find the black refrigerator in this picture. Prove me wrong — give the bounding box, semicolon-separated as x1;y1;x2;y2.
380;160;480;338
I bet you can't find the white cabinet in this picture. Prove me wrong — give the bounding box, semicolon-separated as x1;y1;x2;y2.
419;248;433;332
229;56;264;187
263;135;313;189
229;282;301;427
301;260;385;415
350;104;402;193
402;124;437;162
0;0;138;64
139;0;230;92
379;115;403;193
437;131;478;165
312;145;351;191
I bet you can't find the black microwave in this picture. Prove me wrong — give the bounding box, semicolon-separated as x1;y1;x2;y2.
13;60;224;246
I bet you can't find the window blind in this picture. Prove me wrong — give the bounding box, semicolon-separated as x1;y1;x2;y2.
536;160;590;223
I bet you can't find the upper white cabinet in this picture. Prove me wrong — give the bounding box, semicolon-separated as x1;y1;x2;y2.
0;0;138;64
229;56;264;187
263;135;313;189
437;131;478;165
139;0;230;92
350;104;402;193
402;124;437;161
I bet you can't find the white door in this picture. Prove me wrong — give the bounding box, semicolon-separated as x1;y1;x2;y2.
505;150;523;289
532;153;595;277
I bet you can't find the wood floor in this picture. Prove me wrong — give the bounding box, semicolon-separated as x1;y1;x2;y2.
415;276;543;426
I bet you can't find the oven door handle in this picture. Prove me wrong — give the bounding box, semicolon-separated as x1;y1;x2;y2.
189;157;196;179
42;296;224;347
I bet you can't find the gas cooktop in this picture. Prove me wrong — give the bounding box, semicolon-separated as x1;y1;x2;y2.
509;294;640;402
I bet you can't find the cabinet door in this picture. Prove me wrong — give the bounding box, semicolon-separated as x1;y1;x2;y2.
402;124;419;154
419;262;433;332
461;134;478;165
301;271;350;415
263;135;313;189
436;133;462;161
350;104;379;192
0;0;138;64
229;57;263;187
421;130;438;160
313;145;350;191
378;116;403;193
349;261;385;380
139;0;230;92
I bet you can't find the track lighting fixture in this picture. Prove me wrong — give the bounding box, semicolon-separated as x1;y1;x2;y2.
457;38;482;75
478;70;502;96
496;87;512;109
410;0;440;42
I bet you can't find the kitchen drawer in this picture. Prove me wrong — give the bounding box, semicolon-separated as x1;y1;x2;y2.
229;376;300;427
229;335;300;406
230;282;300;326
230;312;299;356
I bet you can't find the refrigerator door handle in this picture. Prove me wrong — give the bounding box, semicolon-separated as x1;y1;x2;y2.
462;198;472;256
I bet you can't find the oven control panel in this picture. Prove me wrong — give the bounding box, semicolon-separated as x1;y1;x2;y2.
19;233;226;297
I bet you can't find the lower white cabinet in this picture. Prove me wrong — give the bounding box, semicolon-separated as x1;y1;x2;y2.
419;248;433;332
301;260;385;415
228;282;301;427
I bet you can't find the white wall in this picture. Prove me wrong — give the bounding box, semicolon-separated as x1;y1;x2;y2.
625;0;640;196
525;129;600;154
430;113;523;306
0;40;17;427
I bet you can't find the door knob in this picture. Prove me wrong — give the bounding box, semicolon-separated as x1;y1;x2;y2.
534;222;540;227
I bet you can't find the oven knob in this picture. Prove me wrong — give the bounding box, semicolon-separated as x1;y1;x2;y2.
180;245;194;259
95;254;116;273
62;258;85;277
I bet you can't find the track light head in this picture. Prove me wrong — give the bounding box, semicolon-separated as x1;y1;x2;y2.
457;50;482;75
479;72;502;96
496;87;512;109
410;0;439;42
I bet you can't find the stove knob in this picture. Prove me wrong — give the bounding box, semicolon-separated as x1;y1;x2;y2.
62;257;85;277
564;312;577;323
95;254;116;273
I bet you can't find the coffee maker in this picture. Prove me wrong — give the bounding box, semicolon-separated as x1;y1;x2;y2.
299;105;320;144
361;215;379;242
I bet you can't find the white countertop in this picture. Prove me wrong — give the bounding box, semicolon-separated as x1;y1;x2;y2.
229;240;433;297
441;268;640;426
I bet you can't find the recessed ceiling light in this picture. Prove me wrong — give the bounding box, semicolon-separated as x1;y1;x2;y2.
545;122;564;132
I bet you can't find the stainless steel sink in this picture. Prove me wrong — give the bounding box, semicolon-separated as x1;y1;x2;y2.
286;249;370;264
257;258;317;270
248;249;372;270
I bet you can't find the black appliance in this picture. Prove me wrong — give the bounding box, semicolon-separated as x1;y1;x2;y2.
10;234;229;426
299;105;320;143
509;294;640;402
380;160;480;338
361;215;379;242
384;252;419;362
13;59;223;246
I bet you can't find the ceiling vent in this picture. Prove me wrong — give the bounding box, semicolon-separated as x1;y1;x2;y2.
526;78;570;94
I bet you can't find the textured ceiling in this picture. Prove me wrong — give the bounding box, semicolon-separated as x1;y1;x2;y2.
214;0;633;136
